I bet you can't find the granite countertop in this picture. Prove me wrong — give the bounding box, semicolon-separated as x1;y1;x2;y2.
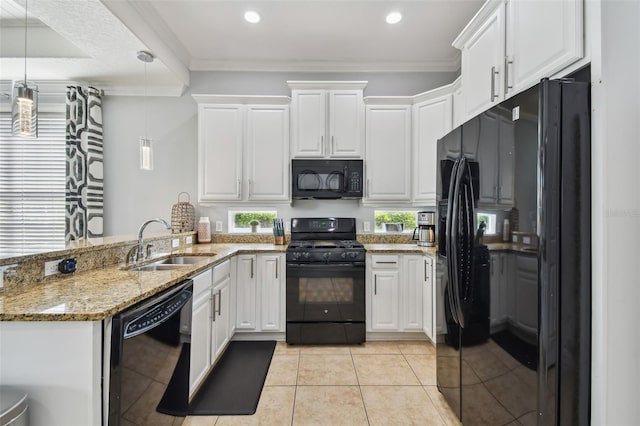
0;243;286;322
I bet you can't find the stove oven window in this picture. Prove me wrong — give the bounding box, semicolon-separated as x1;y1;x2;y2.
298;278;354;304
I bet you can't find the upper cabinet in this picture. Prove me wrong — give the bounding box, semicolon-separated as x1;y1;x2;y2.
193;95;290;203
453;0;584;120
364;99;412;203
412;87;453;206
289;81;366;159
505;0;583;96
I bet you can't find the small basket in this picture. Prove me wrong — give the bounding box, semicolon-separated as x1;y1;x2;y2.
171;192;195;233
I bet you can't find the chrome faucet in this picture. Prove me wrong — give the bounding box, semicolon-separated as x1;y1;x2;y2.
129;218;171;263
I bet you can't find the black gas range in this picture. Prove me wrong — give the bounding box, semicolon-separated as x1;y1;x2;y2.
285;218;366;345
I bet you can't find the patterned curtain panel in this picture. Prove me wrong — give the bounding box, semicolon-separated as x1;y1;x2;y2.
65;86;104;240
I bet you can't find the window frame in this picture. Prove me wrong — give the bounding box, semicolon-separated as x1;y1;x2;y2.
227;210;278;234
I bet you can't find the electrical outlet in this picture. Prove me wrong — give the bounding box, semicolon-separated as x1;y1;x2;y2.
171;238;179;248
185;236;193;245
215;221;223;232
363;221;371;232
44;259;63;277
512;106;520;121
285;221;291;232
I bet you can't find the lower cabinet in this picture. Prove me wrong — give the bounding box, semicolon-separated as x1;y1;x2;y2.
189;260;234;396
236;253;285;333
367;253;434;338
514;254;538;335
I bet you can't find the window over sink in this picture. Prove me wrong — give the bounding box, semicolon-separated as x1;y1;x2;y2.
373;210;417;234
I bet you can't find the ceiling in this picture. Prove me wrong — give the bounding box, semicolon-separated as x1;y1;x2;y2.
0;0;484;96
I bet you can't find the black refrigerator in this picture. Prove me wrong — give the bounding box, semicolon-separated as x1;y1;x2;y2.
435;78;591;425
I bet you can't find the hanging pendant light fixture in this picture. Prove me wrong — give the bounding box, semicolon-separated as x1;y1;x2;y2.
11;0;38;138
137;50;154;171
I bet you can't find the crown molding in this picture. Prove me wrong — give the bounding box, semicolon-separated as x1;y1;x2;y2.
287;81;368;90
452;0;505;49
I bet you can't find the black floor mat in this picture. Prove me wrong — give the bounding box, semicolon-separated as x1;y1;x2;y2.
491;330;538;371
189;340;276;415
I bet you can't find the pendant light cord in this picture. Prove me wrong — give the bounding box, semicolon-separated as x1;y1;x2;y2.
24;0;28;84
144;60;148;140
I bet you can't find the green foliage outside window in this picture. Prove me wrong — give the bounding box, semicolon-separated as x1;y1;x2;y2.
374;211;417;232
233;212;277;228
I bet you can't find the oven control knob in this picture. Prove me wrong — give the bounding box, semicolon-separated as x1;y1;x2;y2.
303;252;310;258
349;252;357;258
322;252;330;260
341;252;347;259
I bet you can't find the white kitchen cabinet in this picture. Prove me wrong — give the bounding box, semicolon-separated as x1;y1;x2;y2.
455;1;506;119
246;105;290;201
193;95;290;203
515;254;538;335
235;254;257;330
258;254;285;331
236;253;285;333
422;256;434;340
364;102;412;202
189;268;213;395
412;89;453;205
370;270;400;330
401;255;425;331
505;0;583;97
211;260;231;360
289;81;366;158
489;252;512;331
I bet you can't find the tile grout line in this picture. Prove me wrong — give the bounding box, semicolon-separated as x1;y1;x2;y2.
290;350;300;426
350;346;371;425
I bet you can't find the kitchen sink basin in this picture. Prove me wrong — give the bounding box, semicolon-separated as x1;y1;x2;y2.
158;256;215;265
126;255;215;271
128;263;190;272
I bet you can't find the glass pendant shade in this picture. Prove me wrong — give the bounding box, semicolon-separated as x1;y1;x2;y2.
139;137;154;171
11;81;38;138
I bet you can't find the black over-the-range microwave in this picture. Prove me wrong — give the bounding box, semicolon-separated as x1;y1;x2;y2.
291;159;363;199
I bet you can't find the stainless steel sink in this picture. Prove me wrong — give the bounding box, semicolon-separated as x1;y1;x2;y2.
158;256;214;265
128;263;190;272
125;255;215;271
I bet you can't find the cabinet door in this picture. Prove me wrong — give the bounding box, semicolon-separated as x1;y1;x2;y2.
212;276;230;360
505;0;583;97
190;291;212;396
198;105;243;202
401;255;424;331
291;90;326;158
497;115;515;206
413;95;452;205
258;254;284;331
370;270;400;330
329;90;364;158
461;3;505;118
235;255;257;330
246;105;290;201
423;257;434;340
515;255;538;335
365;105;412;201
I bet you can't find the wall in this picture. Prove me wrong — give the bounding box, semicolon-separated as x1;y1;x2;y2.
590;0;640;424
103;71;456;235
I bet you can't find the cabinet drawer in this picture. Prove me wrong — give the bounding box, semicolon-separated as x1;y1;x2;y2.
212;260;231;283
192;268;213;298
371;255;400;269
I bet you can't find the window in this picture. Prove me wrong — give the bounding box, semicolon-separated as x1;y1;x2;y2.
228;210;277;234
374;210;417;233
477;212;497;235
0;113;66;257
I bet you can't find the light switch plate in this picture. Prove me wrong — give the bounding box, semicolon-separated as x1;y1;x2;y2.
512;106;520;121
185;236;193;245
171;239;179;248
215;221;223;232
363;221;371;232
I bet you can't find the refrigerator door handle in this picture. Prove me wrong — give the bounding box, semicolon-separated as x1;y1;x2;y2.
446;158;462;326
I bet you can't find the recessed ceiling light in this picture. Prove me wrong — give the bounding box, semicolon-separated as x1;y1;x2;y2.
244;10;261;24
386;12;402;25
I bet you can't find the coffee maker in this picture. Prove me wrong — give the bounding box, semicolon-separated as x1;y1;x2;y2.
412;211;436;247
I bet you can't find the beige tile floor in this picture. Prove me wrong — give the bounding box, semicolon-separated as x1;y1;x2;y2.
183;340;460;426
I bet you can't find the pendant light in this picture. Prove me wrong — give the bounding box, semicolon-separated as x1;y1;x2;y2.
11;0;38;138
137;50;154;171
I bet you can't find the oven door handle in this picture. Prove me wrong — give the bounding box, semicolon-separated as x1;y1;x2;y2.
286;262;365;270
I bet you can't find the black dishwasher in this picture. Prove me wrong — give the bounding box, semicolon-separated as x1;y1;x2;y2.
108;279;193;425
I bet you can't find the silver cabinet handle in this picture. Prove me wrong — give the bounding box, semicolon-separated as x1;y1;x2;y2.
374;275;377;295
424;259;428;282
501;255;504;275
211;291;216;322
275;258;278;279
504;57;513;94
248;179;252;196
237;179;241;199
321;135;324;153
217;289;222;315
250;258;254;278
366;179;370;198
331;135;335;154
377;261;397;264
490;66;499;102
